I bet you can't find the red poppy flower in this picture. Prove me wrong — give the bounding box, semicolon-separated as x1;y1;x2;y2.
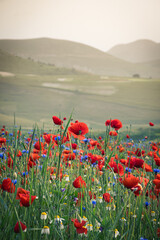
71;218;86;228
7;156;13;169
16;188;30;200
17;150;22;157
30;153;40;162
90;140;97;147
19;194;37;207
111;119;123;131
27;159;36;171
73;176;86;188
135;148;142;157
71;219;87;234
76;226;87;234
1;178;15;193
122;174;139;189
103;192;113;202
14;221;27;233
109;131;118;136
0;137;6;144
153;179;160;189
34;141;44;151
131;183;143;196
156;174;160;180
126;134;130;138
71;143;77;149
105;119;112;126
142;163;153;172
63;152;76;161
133;158;144;168
108;159;124;176
44;134;51;144
89;191;96;200
152;145;158;151
125;157;135;168
52;116;63;125
154;158;160;166
149;122;154;126
68;122;89;140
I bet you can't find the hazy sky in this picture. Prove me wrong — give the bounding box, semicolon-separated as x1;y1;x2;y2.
0;0;160;51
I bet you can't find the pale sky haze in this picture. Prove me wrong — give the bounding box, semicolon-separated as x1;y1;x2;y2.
0;0;160;51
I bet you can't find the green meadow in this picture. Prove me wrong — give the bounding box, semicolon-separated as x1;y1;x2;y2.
0;72;160;130
0;47;160;132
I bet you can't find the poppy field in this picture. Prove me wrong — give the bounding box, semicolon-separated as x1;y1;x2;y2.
0;116;160;240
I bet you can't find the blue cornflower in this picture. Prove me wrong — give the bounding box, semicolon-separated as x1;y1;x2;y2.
92;200;96;206
55;136;61;141
92;162;97;167
22;172;28;176
61;188;66;192
125;167;132;173
154;169;160;174
81;156;84;161
12;179;17;185
145;202;150;207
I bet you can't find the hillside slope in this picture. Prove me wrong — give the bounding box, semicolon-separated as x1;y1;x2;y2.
0;38;160;78
108;39;160;63
0;49;84;75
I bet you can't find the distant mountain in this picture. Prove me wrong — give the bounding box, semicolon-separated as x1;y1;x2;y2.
108;39;160;63
0;38;159;78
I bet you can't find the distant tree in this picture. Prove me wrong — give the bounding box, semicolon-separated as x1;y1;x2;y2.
132;73;140;78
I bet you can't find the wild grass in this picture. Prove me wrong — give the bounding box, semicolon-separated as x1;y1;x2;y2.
0;118;159;240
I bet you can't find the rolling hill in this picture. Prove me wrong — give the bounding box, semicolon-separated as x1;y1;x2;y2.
0;38;160;78
0;49;85;75
108;39;160;63
0;48;160;129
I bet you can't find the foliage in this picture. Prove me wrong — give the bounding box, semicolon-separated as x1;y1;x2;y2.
0;117;160;240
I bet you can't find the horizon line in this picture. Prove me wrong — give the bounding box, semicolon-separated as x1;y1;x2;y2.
0;36;159;52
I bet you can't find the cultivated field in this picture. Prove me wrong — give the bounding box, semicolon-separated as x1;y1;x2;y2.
0;72;160;131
